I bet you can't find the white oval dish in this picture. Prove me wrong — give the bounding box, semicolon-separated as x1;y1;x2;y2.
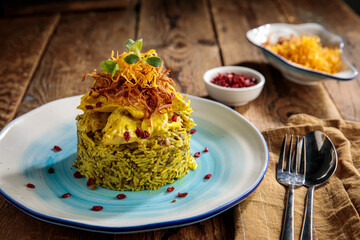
0;95;268;233
203;66;265;106
246;23;358;85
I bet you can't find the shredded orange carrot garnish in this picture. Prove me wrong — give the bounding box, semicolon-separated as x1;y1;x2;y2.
263;35;342;74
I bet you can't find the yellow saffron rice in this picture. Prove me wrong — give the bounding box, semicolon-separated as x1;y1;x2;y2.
74;46;197;191
264;35;342;74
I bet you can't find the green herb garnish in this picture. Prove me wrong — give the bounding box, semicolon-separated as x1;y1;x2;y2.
124;38;162;67
100;60;120;77
146;56;162;67
124;54;140;64
126;39;143;55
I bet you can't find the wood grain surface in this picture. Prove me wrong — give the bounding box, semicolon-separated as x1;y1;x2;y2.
16;9;137;117
1;0;360;239
1;0;134;17
0;15;59;129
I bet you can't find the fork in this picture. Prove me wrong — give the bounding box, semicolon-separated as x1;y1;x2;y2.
276;135;305;240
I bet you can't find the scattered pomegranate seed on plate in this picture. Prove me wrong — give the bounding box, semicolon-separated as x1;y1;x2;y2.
62;193;71;198
91;206;103;211
26;183;35;188
204;174;212;179
178;192;188;197
53;145;62;151
116;194;126;199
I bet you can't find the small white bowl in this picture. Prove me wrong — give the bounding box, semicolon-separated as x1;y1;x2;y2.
203;66;265;106
246;23;358;85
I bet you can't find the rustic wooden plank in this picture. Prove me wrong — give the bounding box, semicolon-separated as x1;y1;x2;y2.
0;15;59;129
4;9;136;239
138;0;222;96
209;0;342;131
278;0;360;122
115;209;234;240
1;0;135;17
16;10;136;117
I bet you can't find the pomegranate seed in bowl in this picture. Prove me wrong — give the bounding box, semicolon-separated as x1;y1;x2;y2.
211;72;257;88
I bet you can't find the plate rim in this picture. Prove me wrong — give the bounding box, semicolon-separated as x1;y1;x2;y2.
0;95;269;233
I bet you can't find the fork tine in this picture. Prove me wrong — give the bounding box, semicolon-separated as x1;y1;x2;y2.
292;136;300;172
285;135;293;172
299;136;306;175
277;134;287;172
277;135;287;172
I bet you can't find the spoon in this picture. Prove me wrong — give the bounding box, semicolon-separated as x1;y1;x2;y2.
300;131;338;240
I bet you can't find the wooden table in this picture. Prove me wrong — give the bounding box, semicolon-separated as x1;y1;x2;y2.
1;0;359;239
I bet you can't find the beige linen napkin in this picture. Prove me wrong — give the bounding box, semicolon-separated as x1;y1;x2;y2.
234;114;360;240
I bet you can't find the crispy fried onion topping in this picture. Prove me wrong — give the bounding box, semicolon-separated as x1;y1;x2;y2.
82;67;176;120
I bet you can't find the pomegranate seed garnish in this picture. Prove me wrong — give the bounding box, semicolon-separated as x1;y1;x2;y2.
53;145;62;151
141;130;150;139
135;127;142;138
204;147;209;152
87;178;95;186
204;174;212;179
116;194;126;199
171;114;177;122
62;193;71;198
178;192;188;197
73;171;82;178
167;186;175;192
96;102;102;108
26;183;35;188
124;131;131;142
91;206;103;211
190;129;196;134
48;167;54;173
194;152;201;158
85;105;94;109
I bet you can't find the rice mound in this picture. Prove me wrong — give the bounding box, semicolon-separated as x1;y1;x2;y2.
74;112;197;191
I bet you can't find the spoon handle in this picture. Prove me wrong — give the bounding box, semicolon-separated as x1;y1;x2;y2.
301;186;315;240
281;185;294;240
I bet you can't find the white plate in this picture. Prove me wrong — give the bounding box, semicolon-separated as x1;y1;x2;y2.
246;23;358;85
0;95;268;233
